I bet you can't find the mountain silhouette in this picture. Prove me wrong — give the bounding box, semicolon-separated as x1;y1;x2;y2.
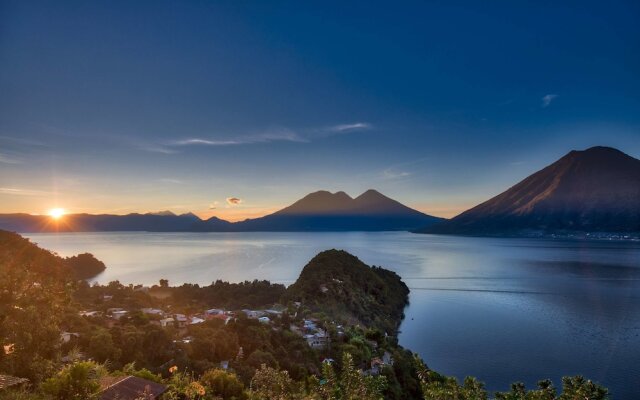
0;189;441;232
229;189;442;231
421;146;640;235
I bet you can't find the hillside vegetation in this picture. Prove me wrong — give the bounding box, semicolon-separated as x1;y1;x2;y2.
284;249;409;334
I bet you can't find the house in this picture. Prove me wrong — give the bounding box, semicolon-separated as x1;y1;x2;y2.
265;309;283;316
174;314;188;328
382;351;394;366
141;308;164;316
0;374;28;391
304;332;328;349
242;309;266;319
159;317;175;327
220;360;229;370
174;336;193;344
369;358;384;375
60;332;80;343
102;295;113;301
111;310;128;320
190;316;205;325
107;308;128;320
99;376;167;400
79;310;100;317
205;308;225;316
258;316;270;324
303;320;317;331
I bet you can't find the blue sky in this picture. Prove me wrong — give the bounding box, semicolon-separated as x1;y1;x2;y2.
1;0;639;220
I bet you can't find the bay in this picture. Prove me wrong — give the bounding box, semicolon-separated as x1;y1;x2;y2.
24;231;640;398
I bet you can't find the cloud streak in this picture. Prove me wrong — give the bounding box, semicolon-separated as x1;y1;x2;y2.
0;187;52;196
141;122;371;153
226;197;242;205
542;94;558;108
0;153;22;164
328;122;371;132
168;128;304;148
381;169;411;180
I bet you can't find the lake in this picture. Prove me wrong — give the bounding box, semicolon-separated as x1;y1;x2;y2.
25;231;640;398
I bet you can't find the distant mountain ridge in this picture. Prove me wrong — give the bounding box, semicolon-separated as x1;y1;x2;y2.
0;189;442;233
421;146;640;236
226;189;442;231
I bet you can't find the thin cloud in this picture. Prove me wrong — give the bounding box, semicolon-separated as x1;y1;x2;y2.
226;197;242;206
379;157;429;180
168;128;304;148
542;94;558;108
328;122;372;132
381;169;411;180
140;145;178;154
0;187;52;196
0;153;21;164
209;201;219;209
158;178;182;184
143;123;371;153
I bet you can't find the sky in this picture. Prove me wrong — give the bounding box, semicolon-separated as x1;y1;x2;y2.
1;0;639;221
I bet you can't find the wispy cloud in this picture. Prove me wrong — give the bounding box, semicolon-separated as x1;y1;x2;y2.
226;197;242;206
381;169;411;180
140;145;178;154
379;157;429;180
542;94;558;108
0;153;22;164
328;122;372;132
168;128;304;148
158;178;183;184
209;201;219;210
141;122;371;153
0;187;52;196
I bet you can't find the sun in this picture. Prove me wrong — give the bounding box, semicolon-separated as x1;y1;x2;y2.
48;208;66;220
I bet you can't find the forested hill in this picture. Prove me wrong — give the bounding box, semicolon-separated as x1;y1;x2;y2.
283;249;409;334
0;230;105;280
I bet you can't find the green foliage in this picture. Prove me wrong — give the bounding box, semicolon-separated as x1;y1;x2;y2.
283;250;409;334
172;280;286;309
558;376;608;400
121;362;163;383
63;253;106;280
249;364;299;400
308;353;387;400
415;355;487;400
164;368;207;400
0;390;47;400
200;369;247;400
41;361;106;400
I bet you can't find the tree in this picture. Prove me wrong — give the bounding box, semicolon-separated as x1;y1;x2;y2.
250;364;299;400
415;355;487;400
309;353;386;400
558;376;608;400
41;361;106;400
200;369;247;399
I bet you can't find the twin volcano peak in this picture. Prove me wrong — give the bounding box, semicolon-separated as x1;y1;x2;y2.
276;189;405;216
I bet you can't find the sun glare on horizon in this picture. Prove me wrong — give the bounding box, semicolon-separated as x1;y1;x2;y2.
48;208;66;219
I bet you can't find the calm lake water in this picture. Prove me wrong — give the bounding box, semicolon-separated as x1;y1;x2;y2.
25;232;640;398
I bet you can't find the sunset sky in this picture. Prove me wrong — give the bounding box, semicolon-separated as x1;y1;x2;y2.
1;1;639;221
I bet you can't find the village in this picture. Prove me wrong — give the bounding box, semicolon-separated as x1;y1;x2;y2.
69;290;394;373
